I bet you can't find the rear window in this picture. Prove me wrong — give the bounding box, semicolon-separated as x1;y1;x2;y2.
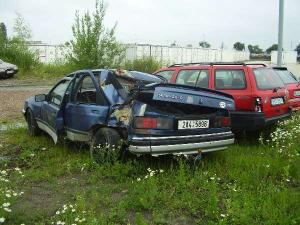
155;70;174;82
176;69;209;88
274;70;298;84
253;68;285;90
215;70;246;90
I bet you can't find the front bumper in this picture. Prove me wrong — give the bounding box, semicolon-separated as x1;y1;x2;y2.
128;131;234;155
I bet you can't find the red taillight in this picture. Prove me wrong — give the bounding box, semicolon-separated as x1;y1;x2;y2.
221;117;231;127
134;117;173;129
142;118;157;129
135;117;157;129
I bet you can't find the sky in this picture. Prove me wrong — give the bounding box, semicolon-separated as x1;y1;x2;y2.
0;0;299;50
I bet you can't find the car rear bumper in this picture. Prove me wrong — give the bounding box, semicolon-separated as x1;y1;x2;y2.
231;110;292;132
128;131;234;155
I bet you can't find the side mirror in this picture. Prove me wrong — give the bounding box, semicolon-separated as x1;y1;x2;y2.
35;94;47;102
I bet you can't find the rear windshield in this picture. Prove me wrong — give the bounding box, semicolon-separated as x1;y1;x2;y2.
274;70;298;84
253;68;285;90
155;70;174;82
176;69;209;88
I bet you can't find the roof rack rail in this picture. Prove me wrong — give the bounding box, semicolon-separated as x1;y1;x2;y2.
244;63;267;67
168;62;268;68
168;62;247;67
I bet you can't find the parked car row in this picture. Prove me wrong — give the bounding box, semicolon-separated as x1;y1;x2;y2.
0;59;18;79
23;63;298;162
23;69;235;161
155;62;298;133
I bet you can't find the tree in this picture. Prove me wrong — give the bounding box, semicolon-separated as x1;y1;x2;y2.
0;23;7;41
199;41;211;48
266;44;278;54
233;42;245;51
295;44;300;56
248;44;263;54
67;0;124;69
13;13;32;42
0;14;38;72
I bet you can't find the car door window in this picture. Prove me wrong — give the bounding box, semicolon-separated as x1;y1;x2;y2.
176;70;209;88
48;80;70;107
155;70;174;82
76;76;97;104
215;69;246;90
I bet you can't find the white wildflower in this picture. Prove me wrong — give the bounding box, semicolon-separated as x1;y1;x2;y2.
2;202;10;207
3;208;11;212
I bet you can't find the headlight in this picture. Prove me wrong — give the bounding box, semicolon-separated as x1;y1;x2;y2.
0;69;5;72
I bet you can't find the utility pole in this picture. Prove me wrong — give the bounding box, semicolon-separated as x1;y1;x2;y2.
277;0;284;66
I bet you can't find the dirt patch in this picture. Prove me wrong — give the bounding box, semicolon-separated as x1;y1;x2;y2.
0;87;49;122
12;174;88;222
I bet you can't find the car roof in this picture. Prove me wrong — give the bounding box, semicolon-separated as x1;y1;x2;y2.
66;69;164;83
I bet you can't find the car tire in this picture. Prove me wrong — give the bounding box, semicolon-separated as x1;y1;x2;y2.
90;128;122;164
26;109;42;136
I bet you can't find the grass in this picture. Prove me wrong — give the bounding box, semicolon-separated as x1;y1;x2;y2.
0;124;299;225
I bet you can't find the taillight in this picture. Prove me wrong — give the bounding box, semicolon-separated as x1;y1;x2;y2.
215;117;231;127
134;117;173;129
254;97;263;112
221;117;231;127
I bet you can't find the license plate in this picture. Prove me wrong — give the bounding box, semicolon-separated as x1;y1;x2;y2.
178;120;209;129
294;91;300;97
271;97;284;106
6;70;13;74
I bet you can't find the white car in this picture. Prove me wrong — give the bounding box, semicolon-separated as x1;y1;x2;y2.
0;59;18;79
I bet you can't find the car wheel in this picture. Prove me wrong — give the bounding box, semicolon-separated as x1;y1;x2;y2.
90;128;122;164
26;109;41;136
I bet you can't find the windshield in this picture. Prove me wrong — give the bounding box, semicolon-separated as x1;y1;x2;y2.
253;68;285;90
274;70;298;84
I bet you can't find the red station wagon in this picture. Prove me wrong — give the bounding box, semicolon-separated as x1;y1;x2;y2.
273;66;300;111
155;63;291;133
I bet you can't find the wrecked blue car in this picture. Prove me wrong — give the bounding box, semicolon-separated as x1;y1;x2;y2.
23;69;235;160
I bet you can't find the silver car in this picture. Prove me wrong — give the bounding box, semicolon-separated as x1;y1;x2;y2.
0;59;18;79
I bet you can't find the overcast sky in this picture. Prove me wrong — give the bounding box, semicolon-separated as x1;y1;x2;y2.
0;0;299;50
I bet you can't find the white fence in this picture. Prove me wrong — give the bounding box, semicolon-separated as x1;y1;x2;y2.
29;43;249;65
271;51;297;64
124;44;249;65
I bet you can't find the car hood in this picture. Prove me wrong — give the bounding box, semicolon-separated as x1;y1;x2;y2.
0;61;18;70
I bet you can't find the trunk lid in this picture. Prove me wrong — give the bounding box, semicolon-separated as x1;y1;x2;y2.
142;83;235;111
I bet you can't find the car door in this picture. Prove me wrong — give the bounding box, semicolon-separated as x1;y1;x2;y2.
40;79;71;143
64;72;110;142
